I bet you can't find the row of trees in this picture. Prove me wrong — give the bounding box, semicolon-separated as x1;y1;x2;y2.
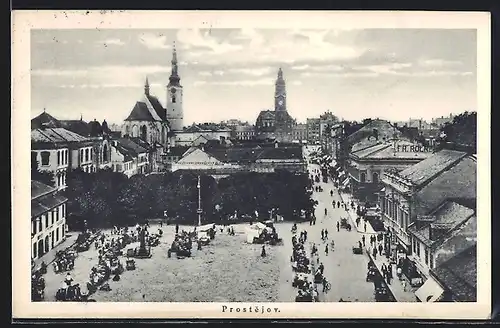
60;168;315;230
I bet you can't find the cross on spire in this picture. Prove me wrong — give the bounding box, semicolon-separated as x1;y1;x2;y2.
169;41;181;86
144;76;150;96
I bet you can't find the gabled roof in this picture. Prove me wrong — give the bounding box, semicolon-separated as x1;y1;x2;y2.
145;95;166;120
257;110;275;120
413;155;476;216
398;149;468;186
31;127;90;143
58;120;91;137
408;201;475;247
117;138;149;154
125;101;162;122
432;245;477;302
129;137;154;151
31;180;56;200
165;146;190;157
31;111;61;129
113;143;135;162
351;140;433;161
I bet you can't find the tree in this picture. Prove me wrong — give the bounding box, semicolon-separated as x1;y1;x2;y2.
439;111;477;151
31;160;55;187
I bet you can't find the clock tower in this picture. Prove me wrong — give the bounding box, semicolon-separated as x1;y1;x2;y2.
274;67;287;112
166;42;184;132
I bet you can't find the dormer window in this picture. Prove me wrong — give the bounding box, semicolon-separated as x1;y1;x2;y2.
172;96;176;103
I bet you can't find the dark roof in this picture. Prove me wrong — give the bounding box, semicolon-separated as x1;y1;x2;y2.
165;146;190;157
398;149;468;186
413;156;476;216
31;127;90;143
145;95;166;120
117;138;149;154
59;120;92;137
408;201;475;247
31;180;55;199
31;111;61;129
202;145;303;163
432;245;477;302
347;119;401;144
351;141;433;161
259;147;303;160
129;137;153;151
113;143;135;162
88;120;103;137
256;110;275;120
125;101;162;122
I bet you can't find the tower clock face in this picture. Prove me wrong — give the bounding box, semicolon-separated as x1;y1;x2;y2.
170;88;177;94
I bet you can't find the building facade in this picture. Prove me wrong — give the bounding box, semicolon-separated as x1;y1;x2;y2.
31;180;68;260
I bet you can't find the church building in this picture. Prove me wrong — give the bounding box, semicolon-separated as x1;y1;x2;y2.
255;68;296;142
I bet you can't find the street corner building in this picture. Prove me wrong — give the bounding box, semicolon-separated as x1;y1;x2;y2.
31;180;68;263
379;149;477;302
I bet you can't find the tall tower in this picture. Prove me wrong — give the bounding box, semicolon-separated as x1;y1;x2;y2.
166;42;184;131
274;67;287;112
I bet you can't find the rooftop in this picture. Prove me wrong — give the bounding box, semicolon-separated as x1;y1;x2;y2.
116;138;149;155
31;180;68;218
125;101;162;122
432;245;477;302
347;119;402;145
397;149;468;186
412;155;476;216
31;127;90;144
31;180;56;200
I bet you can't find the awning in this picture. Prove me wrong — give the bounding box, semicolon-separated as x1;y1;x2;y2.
341;178;350;188
415;277;444;302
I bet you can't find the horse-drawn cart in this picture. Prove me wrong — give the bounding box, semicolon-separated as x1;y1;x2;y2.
352;245;363;254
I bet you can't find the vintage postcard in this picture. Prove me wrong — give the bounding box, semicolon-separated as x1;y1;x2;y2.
12;10;491;319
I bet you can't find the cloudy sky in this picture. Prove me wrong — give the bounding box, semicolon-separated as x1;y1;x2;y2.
31;28;477;125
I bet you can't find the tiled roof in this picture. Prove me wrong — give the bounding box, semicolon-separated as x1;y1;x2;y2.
145;95;166;120
125;101;162;122
203;145;303;163
351;142;391;158
129;137;153;151
432;245;477;302
413;156;476;215
398;149;468;186
258;147;303;160
235;125;255;132
59;120;91;137
408;201;475;247
31;128;89;143
352;140;433;160
165;146;190;157
113;143;135;162
31;180;55;200
117;138;149;154
31;111;61;129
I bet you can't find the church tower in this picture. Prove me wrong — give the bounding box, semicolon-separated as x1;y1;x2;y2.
274;67;287;112
166;42;184;131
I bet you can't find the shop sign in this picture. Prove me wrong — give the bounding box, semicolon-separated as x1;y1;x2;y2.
394;144;433;153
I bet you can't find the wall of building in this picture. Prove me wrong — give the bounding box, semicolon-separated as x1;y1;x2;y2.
32;148;69;190
31;202;67;260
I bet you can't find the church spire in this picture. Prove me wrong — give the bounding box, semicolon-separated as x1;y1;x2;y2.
144;76;150;96
169;41;181;86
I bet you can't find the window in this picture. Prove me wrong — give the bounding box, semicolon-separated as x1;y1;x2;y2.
32;220;36;235
65;150;68;164
57;151;61;165
416;241;421;257
172;96;176;103
85;148;89;162
41;151;50;166
429;253;434;269
103;144;109;162
55;208;59;221
45;213;49;229
373;172;379;184
62;203;66;218
56;227;59;242
90;149;93;161
424;249;429;265
38;218;42;232
360;172;366;183
51;211;55;225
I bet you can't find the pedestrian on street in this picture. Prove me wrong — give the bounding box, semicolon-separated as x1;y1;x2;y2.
175;224;179;234
358;240;362;249
304;231;308;242
337;201;340;208
361;235;366;247
356;217;360;227
378;243;383;255
364;222;367;232
321;229;325;240
325;244;329;255
332;201;335;208
324;229;328;239
336;221;340;232
402;278;407;292
373;247;378;260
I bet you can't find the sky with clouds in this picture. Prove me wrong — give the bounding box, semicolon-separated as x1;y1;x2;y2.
31;28;477;125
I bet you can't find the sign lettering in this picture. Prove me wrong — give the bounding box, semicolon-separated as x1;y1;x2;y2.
394;144;432;153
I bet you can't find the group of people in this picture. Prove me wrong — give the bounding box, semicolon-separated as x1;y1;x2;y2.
53;249;77;273
291;234;318;302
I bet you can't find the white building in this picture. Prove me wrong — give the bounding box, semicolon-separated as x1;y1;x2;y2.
31;180;68;260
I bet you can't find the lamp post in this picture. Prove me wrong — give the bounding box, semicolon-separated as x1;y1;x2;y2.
197;175;202;226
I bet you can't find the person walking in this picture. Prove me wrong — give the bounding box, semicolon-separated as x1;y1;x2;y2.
336;221;340;232
325;244;329;255
361;235;366;247
332;201;336;208
321;229;325;240
324;229;328;239
373;247;378;260
378;243;383;256
402;278;407;292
